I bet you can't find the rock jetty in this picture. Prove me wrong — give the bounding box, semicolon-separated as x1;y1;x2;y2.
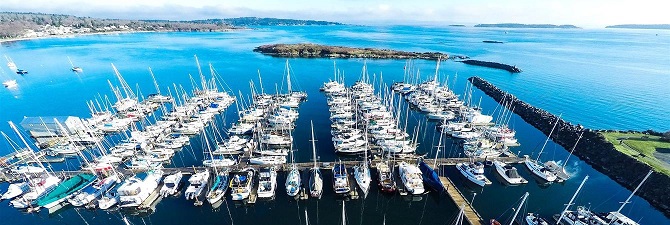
253;43;467;60
460;60;521;73
468;76;670;217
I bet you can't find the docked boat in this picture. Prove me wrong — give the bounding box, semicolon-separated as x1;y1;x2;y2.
35;173;97;211
524;156;557;182
249;155;287;165
97;190;118;210
353;140;371;197
185;170;210;200
332;161;351;194
398;162;425;195
493;160;528;185
1;181;30;200
418;159;444;192
308;121;323;199
375;161;396;193
257;167;277;198
230;168;255;201
160;171;183;197
525;213;550;225
206;169;230;203
9;174;61;209
68;173;119;207
456;161;489;187
285;165;301;197
117;168;164;208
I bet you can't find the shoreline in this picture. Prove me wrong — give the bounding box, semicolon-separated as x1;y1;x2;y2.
0;29;246;44
468;76;670;217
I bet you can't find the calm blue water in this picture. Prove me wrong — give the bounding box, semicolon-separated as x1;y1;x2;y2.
0;26;668;225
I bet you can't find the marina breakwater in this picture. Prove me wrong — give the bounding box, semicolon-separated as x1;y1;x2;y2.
460;60;521;73
468;76;670;217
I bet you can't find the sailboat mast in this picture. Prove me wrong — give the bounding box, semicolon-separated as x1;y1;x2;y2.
537;115;562;162
194;55;206;93
286;60;292;94
148;67;161;95
8;121;50;173
310;120;318;169
509;192;529;225
616;170;652;213
562;132;584;168
557;175;589;225
257;69;264;95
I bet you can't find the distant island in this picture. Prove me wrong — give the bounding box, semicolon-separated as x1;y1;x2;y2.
253;43;467;60
482;40;504;44
448;24;466;27
0;12;343;41
460;60;521;73
192;17;344;26
475;23;580;29
605;24;670;30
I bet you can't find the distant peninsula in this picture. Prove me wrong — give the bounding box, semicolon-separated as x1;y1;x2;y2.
253;43;466;60
475;23;580;29
193;17;343;26
605;24;670;30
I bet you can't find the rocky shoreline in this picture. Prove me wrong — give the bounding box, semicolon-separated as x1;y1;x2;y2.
253;43;468;60
468;76;670;217
460;60;521;73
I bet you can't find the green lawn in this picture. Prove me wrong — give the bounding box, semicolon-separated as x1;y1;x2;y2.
600;131;670;176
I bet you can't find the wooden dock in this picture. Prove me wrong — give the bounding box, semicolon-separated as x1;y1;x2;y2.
439;176;484;225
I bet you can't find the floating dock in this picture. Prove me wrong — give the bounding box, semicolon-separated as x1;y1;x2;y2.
439;175;484;225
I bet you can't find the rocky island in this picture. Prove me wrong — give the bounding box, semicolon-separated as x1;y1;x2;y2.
475;23;580;29
253;43;463;60
468;76;670;217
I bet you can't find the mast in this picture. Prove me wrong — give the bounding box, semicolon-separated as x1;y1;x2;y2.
342;201;346;225
285;60;292;94
616;170;652;214
111;63;135;99
148;67;161;95
536;115;561;162
8;121;49;173
561;132;584;168
257;69;264;95
509;192;529;225
557;175;589;225
434;120;445;168
67;56;75;67
194;55;206;93
310;120;318;169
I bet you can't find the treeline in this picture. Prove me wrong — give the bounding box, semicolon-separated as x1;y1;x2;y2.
193;17;344;26
0;12;235;39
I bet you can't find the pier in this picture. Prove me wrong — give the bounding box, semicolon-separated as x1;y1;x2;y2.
439;176;484;225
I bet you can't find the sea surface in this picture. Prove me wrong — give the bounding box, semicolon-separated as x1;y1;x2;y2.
0;25;668;225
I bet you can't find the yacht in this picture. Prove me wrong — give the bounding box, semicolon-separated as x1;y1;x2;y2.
332;162;351;194
35;173;97;211
257;167;277;198
285;165;301;197
206;169;230;204
117;168;164;208
375;161;396;193
493;160;528;185
1;181;30;200
524;156;557;182
525;213;550;225
398;162;425;195
160;171;183;197
3;79;18;88
456;162;489;187
185;170;210;200
230;168;255;201
249;155;287;165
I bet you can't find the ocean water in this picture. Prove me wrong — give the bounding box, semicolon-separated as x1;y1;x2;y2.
0;25;668;225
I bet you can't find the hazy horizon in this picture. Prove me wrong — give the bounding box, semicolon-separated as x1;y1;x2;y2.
1;0;668;28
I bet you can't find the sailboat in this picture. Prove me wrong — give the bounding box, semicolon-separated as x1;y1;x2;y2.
544;132;583;183
308;121;323;199
68;56;83;72
206;168;230;203
556;171;651;225
2;79;17;88
5;55;27;74
524;117;560;183
257;166;277;198
376;156;396;193
418;129;446;192
285;130;301;197
353;131;371;197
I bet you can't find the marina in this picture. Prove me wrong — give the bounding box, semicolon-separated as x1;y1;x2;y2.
0;25;667;225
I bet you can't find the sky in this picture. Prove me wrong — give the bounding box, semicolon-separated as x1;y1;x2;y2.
0;0;667;28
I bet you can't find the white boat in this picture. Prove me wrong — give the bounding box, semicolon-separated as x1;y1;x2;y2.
525;213;550;225
203;156;237;167
98;191;118;210
3;79;18;88
9;175;61;208
117;168;164;208
68;174;119;207
1;181;30;200
160;171;183;197
308;121;323;199
249;156;287;165
524;156;557;182
456;162;489;187
185;170;210;200
230;168;255;201
285;165;301;197
353;136;371;198
427;111;455;120
332;162;350;194
206;170;230;203
493;160;527;185
257;167;277;198
398;162;425;195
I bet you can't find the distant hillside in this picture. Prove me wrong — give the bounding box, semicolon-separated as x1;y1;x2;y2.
0;12;235;39
475;23;580;29
606;24;670;30
193;17;344;26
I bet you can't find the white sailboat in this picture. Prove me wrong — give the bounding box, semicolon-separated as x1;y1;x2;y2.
544;132;583;183
332;160;351;194
353;132;371;197
285;131;301;197
524;117;560;182
206;168;230;204
490;192;529;225
308;121;323;199
68;56;83;72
